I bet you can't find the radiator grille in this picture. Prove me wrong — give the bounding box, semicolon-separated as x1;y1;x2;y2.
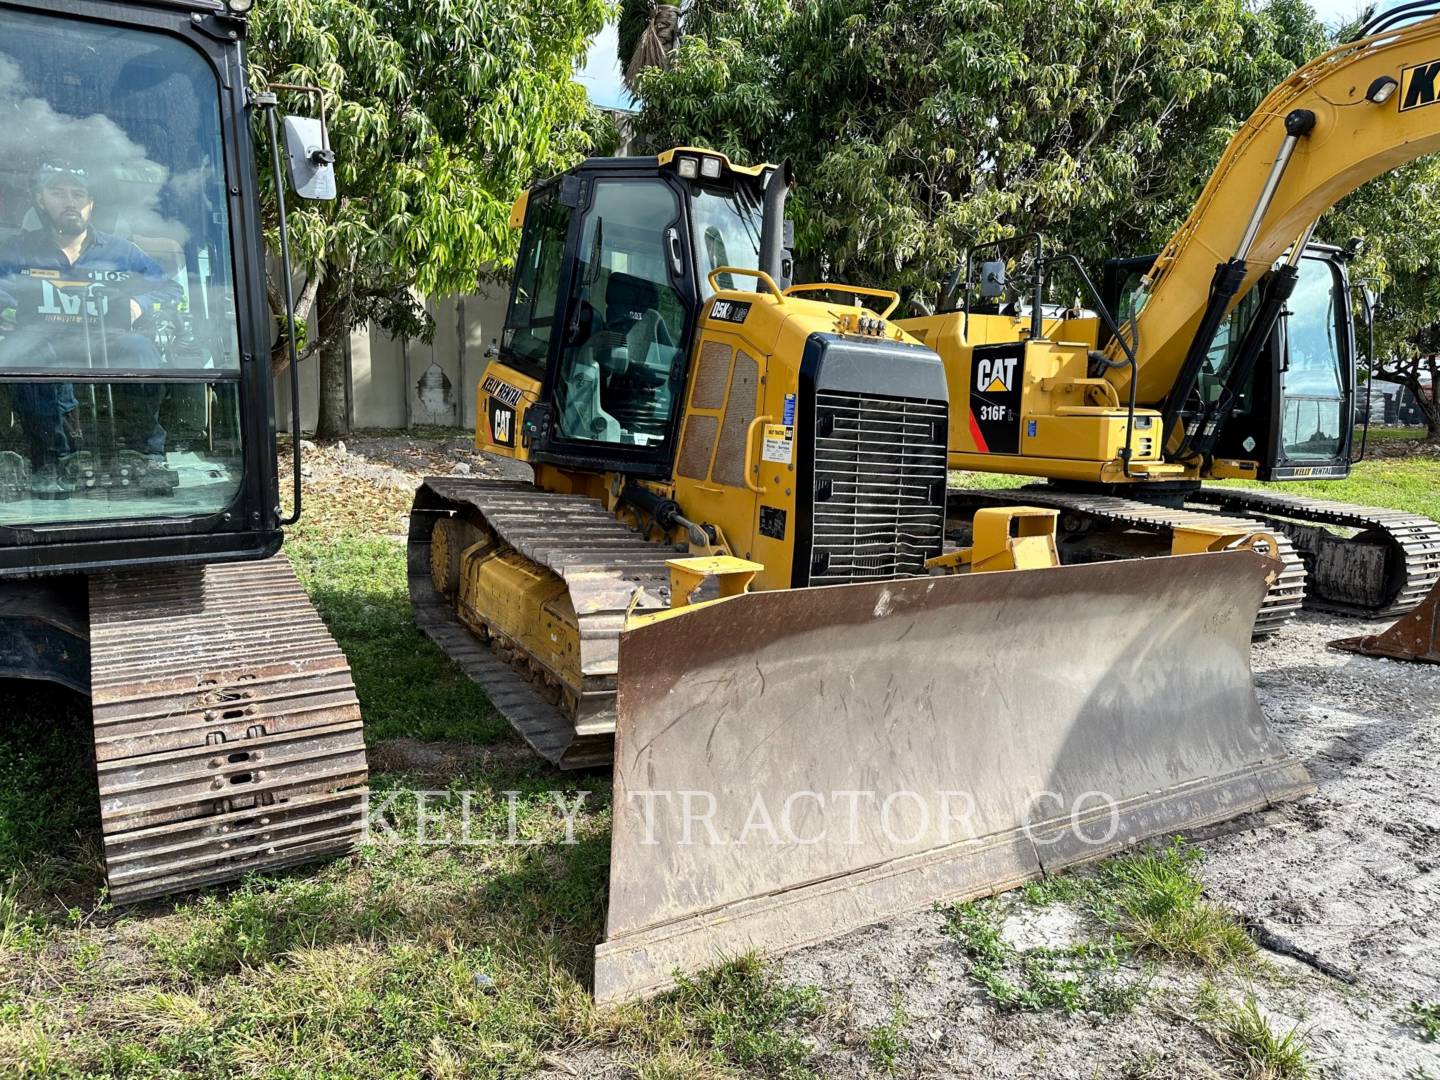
809;390;947;584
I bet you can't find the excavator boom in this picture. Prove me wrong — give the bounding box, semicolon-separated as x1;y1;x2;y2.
1124;13;1440;404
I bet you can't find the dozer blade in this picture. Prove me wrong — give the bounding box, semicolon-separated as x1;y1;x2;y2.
1330;578;1440;664
595;549;1313;1003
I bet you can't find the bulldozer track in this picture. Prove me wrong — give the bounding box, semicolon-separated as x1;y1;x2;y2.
1190;487;1440;619
947;487;1307;635
89;557;368;904
409;478;686;771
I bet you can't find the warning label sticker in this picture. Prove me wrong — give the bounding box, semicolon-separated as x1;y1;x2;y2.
761;423;794;464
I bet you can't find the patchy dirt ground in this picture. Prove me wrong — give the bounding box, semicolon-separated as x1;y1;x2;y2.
310;435;1440;1079
771;612;1440;1079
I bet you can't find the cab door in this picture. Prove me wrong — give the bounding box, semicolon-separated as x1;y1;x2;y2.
530;171;699;479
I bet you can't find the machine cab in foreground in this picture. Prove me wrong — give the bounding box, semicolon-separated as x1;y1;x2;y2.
0;0;282;577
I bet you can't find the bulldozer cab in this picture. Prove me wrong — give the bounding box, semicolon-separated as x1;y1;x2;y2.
1102;244;1356;480
0;0;284;577
500;150;772;479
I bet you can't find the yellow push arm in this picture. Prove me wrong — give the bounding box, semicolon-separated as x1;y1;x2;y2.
1117;14;1440;405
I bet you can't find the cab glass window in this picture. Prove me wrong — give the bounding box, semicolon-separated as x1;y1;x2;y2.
0;7;243;527
691;183;763;297
554;179;688;448
1281;257;1346;462
503;187;571;374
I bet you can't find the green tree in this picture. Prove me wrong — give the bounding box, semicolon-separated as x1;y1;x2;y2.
636;0;1330;304
247;0;609;437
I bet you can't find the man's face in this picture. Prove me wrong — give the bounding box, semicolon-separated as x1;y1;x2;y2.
35;181;93;238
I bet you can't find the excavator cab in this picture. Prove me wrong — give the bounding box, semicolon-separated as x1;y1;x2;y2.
0;0;284;577
0;0;369;906
1102;244;1356;481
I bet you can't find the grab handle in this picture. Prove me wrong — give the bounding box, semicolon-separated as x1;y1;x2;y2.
783;282;900;319
743;414;774;494
707;267;786;303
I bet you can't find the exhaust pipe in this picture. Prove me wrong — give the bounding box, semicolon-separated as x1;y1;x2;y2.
759;159;794;285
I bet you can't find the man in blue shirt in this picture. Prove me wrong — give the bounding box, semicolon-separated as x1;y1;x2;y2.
0;161;182;495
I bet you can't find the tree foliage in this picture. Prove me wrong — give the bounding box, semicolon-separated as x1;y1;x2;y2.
637;0;1440;423
637;0;1333;302
246;0;609;432
1328;158;1440;434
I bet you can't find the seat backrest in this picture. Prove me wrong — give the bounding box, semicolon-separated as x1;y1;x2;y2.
604;272;660;332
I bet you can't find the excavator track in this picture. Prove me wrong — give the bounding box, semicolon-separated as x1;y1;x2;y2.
947;487;1308;635
89;558;368;904
1189;487;1440;619
409;477;685;770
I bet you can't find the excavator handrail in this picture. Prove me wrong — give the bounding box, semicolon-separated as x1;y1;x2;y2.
783;282;902;319
708;266;787;304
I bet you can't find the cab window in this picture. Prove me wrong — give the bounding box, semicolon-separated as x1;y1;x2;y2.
691;182;763;297
1280;257;1346;462
0;6;243;528
553;179;688;447
503;186;571;375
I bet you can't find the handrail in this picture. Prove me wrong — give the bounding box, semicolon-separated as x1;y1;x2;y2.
707;266;786;303
743;415;774;493
783;282;900;320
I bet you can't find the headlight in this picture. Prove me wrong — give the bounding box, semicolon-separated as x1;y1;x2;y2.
1366;75;1398;104
227;0;255;12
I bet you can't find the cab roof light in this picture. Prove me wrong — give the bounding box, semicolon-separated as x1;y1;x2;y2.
701;156;723;179
677;156;700;179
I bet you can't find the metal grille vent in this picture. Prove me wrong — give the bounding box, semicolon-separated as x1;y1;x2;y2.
809;390;947;584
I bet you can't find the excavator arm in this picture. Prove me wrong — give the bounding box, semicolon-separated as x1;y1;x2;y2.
1121;11;1440;408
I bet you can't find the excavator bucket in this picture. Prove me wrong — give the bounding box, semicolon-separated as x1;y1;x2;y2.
1331;579;1440;664
594;549;1313;1003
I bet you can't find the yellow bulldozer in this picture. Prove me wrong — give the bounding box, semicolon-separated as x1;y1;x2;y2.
896;4;1440;633
408;149;1312;1001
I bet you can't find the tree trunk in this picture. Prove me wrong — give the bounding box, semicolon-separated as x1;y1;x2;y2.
315;275;350;439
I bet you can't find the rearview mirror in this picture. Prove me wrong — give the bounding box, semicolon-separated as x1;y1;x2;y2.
282;115;336;201
979;259;1007;300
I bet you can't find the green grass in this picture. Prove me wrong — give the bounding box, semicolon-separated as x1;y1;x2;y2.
1218;453;1439;521
949;425;1440;522
942;841;1255;1022
1408;1000;1440;1042
942;899;1147;1019
864;992;909;1074
615;955;824;1079
1085;843;1257;968
1197;985;1312;1080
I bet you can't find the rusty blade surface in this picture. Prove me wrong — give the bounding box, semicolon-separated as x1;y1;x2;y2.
89;556;368;904
1330;578;1440;664
596;549;1313;1003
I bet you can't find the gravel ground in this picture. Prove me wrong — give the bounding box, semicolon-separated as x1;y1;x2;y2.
316;435;1440;1079
771;612;1440;1078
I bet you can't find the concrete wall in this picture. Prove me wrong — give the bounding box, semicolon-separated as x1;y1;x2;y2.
275;284;511;434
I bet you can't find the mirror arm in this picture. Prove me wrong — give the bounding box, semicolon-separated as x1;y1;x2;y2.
258;94;304;527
